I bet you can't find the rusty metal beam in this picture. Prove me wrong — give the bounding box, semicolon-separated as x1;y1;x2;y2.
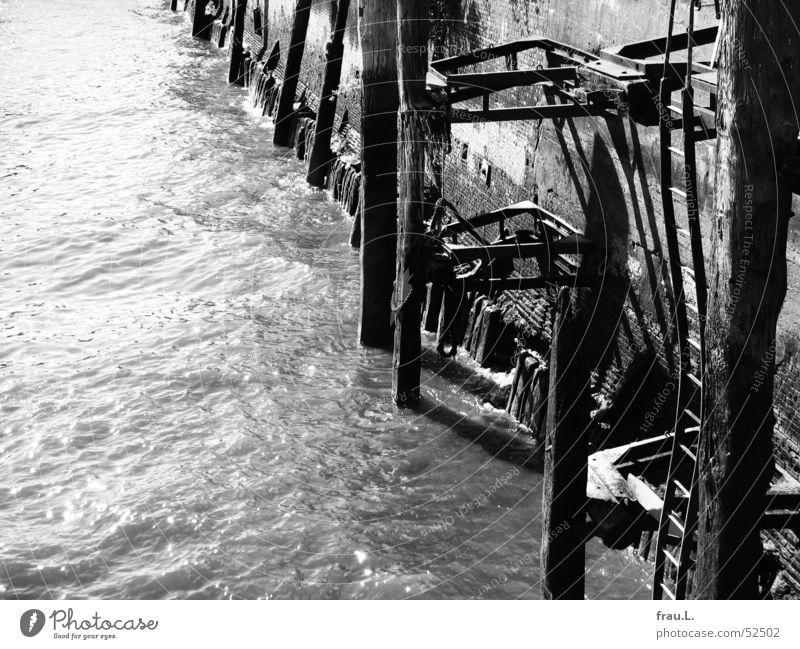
602;25;718;65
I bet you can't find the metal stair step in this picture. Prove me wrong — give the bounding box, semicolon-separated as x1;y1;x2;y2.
680;444;697;461
664;549;680;567
669;186;688;199
674;478;692;498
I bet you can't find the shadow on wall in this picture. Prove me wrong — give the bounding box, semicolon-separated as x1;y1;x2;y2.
554;112;687;394
551;118;629;369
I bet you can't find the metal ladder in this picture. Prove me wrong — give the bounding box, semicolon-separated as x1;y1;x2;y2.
652;0;711;601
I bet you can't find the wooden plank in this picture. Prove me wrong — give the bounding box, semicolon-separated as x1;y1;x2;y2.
431;38;553;73
627;474;664;518
604;25;719;62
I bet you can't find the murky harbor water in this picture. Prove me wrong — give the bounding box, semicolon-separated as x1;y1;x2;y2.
0;0;650;599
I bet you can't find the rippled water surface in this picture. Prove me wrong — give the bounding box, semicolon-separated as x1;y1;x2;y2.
0;0;651;599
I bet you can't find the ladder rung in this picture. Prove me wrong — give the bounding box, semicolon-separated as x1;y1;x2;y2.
695;128;717;141
661;582;677;600
668;146;685;157
674;478;691;497
686;301;699;314
685;408;700;424
663;549;680;567
687;373;702;388
684;425;700;435
680;444;697;461
688;337;701;352
669;512;686;534
670;187;688;199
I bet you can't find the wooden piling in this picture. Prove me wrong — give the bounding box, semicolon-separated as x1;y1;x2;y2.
694;0;800;599
170;0;179;11
273;0;312;147
227;0;248;85
306;0;350;188
541;288;594;599
423;283;443;333
392;0;430;405
191;0;212;40
358;1;399;349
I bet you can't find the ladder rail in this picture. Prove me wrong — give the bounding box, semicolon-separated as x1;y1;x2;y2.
652;0;687;597
675;453;702;598
653;0;708;601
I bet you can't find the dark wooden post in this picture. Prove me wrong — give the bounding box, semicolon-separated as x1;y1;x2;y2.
306;0;350;187
358;1;399;348
540;288;593;599
273;0;312;147
227;0;248;85
392;0;430;405
170;0;179;11
694;0;800;599
192;0;212;40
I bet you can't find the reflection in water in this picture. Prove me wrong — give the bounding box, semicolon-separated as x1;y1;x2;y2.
0;0;651;599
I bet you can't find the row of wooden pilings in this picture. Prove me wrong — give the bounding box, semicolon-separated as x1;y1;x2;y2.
174;0;593;601
174;0;800;602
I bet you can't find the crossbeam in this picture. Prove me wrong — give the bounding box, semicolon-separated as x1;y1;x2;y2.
441;200;538;236
445;68;579;104
431;37;596;74
462;274;594;292
450;101;612;123
448;233;595;262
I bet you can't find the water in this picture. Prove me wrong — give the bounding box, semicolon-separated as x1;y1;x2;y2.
0;0;651;599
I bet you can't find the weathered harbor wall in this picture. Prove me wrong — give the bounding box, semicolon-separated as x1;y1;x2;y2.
171;0;800;594
229;0;800;470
